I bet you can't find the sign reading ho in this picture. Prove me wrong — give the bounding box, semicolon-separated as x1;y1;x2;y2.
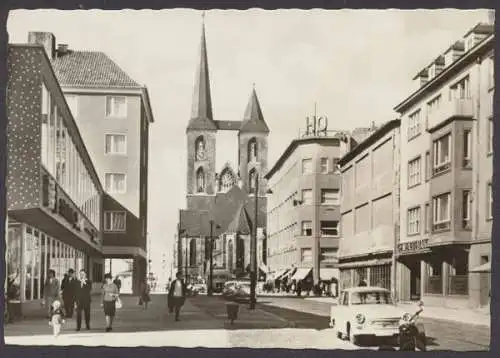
305;115;328;137
398;238;429;253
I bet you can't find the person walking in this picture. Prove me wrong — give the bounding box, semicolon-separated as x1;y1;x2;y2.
101;273;120;332
43;269;60;320
61;269;77;318
139;278;151;311
75;269;92;331
168;272;186;321
113;276;122;293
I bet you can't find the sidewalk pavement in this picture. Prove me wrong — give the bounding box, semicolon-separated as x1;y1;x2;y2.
304;296;490;327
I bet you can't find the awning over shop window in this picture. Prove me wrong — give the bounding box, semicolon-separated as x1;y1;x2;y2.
320;268;339;280
291;268;312;281
337;258;391;269
470;262;490;273
274;269;289;280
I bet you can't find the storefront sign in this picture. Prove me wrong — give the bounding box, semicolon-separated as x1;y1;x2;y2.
398;238;429;254
305;115;328;136
42;174;58;212
58;197;81;231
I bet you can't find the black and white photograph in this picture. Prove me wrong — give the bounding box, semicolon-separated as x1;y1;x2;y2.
3;7;494;351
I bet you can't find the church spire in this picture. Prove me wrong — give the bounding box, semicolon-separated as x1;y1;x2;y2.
239;85;270;134
187;13;217;131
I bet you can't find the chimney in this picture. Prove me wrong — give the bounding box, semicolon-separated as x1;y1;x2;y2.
444;41;465;67
412;68;429;89
57;44;69;57
28;31;56;59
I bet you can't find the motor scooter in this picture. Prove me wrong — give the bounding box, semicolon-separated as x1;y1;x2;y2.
378;301;426;351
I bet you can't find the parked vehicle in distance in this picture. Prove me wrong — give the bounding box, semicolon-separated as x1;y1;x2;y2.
222;281;238;299
191;283;206;294
329;286;425;347
232;282;251;303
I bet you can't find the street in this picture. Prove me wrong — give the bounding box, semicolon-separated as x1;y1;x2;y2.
4;294;489;350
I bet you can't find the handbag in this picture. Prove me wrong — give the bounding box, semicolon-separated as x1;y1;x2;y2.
115;297;123;309
138;297;143;305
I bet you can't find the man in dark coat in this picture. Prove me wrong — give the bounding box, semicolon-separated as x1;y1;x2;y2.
168;271;187;321
61;269;77;318
75;269;93;331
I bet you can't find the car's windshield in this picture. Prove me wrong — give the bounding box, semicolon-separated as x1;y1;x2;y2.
351;291;393;305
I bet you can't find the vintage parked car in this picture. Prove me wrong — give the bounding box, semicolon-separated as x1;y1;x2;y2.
222;281;238;299
232;282;251;303
329;286;425;346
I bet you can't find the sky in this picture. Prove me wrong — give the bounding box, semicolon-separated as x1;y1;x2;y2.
7;8;491;280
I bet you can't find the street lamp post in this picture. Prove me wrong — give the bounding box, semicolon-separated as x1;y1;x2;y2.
249;173;259;310
185;236;189;283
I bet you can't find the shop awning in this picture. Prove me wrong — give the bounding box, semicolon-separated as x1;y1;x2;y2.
337;258;392;269
260;264;269;273
320;268;339;280
470;262;490;273
273;269;289;280
291;268;312;281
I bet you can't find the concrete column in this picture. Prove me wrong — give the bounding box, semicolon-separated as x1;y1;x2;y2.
442;260;449;297
420;260;426;298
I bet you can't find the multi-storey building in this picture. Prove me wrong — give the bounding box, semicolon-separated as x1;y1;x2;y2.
27;32;154;294
394;23;493;308
177;18;269;283
6;43;104;315
338;120;401;293
265;126;351;286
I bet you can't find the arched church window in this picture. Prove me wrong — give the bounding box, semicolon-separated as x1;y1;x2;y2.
219;168;235;192
189;239;197;266
247;138;258;163
249;168;257;194
195;136;206;161
196;167;205;193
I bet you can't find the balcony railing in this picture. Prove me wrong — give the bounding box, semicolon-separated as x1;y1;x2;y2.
427;98;474;131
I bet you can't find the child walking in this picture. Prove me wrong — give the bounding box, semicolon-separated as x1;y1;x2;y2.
49;299;66;337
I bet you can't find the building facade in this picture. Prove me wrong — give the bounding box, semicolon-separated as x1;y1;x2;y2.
265;128;351;286
177;19;269;283
338;120;401;293
27;32;154;294
394;23;493;308
6;44;104;314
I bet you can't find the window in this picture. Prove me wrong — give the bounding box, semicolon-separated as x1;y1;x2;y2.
433;192;451;231
408;110;421;139
488;117;493;154
302;158;312;174
105;134;127;155
487;183;493;220
320;157;328;173
408;157;421;187
65;95;78;117
424;203;431;233
427;95;442;115
247;138;258;163
196;167;205;193
249;169;257;194
105;173;126;194
301;248;312;263
462;190;471;229
320;221;339;236
320;248;337;264
105;96;127;117
425;151;431;181
332;158;340;172
433;133;451;174
407;207;421;235
321;189;339;205
463;130;471;167
302;189;313;205
104;211;126;232
450;76;470;100
301;221;312;236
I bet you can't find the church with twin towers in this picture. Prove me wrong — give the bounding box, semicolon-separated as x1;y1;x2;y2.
177;16;270;283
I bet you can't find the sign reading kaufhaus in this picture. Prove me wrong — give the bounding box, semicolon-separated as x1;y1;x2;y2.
397;238;429;254
42;174;98;244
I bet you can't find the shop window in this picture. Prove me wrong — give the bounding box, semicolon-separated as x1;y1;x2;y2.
369;265;391;290
448;253;469;295
425;260;443;294
301;221;312;236
433;133;452;175
320;221;339;237
321;189;339;205
6;222;22;301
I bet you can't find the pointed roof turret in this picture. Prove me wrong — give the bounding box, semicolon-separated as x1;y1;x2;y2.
187;14;217;131
239;85;270;134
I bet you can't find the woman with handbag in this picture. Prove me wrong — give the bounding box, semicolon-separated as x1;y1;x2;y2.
101;273;120;332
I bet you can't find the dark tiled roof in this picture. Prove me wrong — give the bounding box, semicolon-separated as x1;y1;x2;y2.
52;51;141;88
